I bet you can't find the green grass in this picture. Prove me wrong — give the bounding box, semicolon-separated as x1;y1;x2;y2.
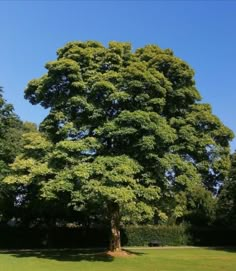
0;247;236;271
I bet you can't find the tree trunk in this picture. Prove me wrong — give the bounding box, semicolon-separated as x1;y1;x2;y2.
109;202;121;252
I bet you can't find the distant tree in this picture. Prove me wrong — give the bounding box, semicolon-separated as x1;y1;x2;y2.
183;185;217;226
0;87;22;174
4;41;233;251
216;152;236;225
0;87;37;222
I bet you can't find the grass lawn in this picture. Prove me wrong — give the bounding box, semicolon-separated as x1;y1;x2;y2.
0;247;236;271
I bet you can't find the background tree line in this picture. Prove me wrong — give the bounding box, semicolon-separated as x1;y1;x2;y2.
0;41;235;251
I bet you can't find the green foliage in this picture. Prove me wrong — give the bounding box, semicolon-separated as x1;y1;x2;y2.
2;131;77;225
0;88;22;168
0;88;38;222
216;152;236;225
184;185;217;226
0;88;37;174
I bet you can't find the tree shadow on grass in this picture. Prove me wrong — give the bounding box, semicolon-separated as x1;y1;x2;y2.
1;249;113;262
1;248;145;262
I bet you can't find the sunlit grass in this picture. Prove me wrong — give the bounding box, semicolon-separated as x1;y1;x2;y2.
0;247;236;271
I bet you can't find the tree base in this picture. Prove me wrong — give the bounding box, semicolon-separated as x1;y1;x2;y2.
105;250;133;257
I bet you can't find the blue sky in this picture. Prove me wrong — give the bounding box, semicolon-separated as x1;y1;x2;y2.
0;1;236;150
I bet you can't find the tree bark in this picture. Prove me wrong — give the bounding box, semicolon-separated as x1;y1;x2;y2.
109;202;121;252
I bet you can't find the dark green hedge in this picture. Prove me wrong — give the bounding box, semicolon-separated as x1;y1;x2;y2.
189;226;236;246
122;225;190;246
123;225;236;246
0;225;236;249
0;226;109;249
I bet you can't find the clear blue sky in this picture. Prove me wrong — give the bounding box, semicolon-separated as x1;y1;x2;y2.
0;1;236;150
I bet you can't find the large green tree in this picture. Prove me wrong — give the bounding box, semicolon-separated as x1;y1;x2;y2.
4;41;233;251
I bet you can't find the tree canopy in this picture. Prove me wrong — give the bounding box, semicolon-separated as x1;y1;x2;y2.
3;41;234;251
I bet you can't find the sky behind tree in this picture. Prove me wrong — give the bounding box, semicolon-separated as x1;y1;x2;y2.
0;1;236;150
